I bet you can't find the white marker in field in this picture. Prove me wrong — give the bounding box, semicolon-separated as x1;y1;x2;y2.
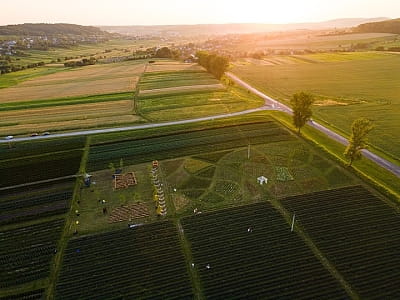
291;214;296;232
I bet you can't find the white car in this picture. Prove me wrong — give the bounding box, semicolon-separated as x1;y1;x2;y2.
5;135;14;140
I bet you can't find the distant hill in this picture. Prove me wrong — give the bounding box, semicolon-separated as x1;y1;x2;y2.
356;18;400;34
0;23;111;37
101;18;389;36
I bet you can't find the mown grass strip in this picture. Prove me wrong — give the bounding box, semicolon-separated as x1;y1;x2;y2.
0;92;133;112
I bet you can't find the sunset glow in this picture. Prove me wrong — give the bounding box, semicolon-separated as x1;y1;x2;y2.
1;0;399;25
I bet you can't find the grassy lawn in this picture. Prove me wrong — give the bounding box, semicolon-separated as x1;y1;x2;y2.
231;53;400;160
76;163;158;235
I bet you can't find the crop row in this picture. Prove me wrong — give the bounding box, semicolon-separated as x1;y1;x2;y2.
0;191;72;211
0;288;45;300
88;122;292;171
55;221;192;299
0;191;72;225
0;219;64;288
281;185;400;299
140;70;217;90
0;150;82;188
181;202;349;299
0;136;85;161
0;200;69;225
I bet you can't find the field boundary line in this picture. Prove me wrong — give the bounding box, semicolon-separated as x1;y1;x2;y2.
0;175;78;191
175;219;205;300
45;136;91;300
271;199;360;300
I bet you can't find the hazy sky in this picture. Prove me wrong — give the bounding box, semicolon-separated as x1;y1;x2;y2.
1;0;399;26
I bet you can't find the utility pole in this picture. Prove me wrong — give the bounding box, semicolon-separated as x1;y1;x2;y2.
247;144;250;160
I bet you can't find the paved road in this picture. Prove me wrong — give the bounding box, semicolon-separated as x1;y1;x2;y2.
0;107;267;144
226;72;400;178
1;72;399;179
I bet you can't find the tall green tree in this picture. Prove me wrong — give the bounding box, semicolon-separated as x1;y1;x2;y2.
290;92;314;133
196;51;229;79
344;118;374;166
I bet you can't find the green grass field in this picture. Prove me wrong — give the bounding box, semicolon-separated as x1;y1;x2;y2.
139;70;220;90
136;64;264;121
231;53;400;160
0;66;68;88
1;39;159;75
0;60;148;135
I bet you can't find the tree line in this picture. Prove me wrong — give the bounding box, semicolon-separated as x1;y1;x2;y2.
290;92;373;166
356;18;400;34
196;51;229;79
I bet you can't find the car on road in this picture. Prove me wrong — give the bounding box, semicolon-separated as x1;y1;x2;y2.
42;132;50;136
30;133;39;137
5;135;14;140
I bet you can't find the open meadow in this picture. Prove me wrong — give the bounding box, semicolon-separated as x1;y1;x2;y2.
231;52;400;160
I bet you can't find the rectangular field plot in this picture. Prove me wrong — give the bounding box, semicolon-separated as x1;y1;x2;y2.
55;221;193;299
0;219;64;288
0;289;45;300
136;66;263;122
0;61;145;103
0;149;82;188
87;122;292;171
181;202;349;299
139;70;220;91
0;190;72;225
0;136;85;161
281;185;400;298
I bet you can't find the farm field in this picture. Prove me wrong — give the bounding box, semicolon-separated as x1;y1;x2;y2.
0;60;145;102
55;221;193;299
0;149;82;188
0;38;160;79
231;52;400;160
145;60;204;73
0;136;84;188
181;202;349;299
235;32;398;51
136;61;264;121
281;185;400;298
0;111;398;299
79;118;359;233
0;60;147;135
0;219;65;289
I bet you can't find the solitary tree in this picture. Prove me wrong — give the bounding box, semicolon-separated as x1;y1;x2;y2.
290;92;315;133
344;118;374;166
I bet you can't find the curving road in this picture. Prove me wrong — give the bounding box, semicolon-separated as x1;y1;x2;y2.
226;72;400;178
1;72;399;178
